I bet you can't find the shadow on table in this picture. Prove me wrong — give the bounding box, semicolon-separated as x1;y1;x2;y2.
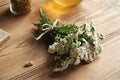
49;57;100;79
0;8;30;28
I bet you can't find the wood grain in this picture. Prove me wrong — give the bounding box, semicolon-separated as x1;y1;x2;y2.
0;0;8;7
0;0;120;80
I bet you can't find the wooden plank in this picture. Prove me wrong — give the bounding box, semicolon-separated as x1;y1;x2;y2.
8;29;120;80
0;0;9;7
0;0;120;80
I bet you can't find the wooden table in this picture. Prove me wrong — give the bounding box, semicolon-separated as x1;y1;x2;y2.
0;0;120;80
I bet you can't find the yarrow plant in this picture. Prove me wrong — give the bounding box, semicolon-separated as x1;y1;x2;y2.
34;8;104;72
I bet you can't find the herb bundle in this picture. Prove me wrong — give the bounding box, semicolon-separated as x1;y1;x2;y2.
34;9;104;72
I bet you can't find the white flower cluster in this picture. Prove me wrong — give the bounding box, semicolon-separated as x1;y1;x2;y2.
48;21;104;72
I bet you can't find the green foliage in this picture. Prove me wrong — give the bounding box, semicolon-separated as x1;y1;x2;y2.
34;9;78;42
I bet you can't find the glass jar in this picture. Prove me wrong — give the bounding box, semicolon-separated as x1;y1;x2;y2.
54;0;81;7
10;0;32;15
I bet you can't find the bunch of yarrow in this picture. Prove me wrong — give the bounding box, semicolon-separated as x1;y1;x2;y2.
33;9;104;72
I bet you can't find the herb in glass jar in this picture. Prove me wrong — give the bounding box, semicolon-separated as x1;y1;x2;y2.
10;0;32;15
